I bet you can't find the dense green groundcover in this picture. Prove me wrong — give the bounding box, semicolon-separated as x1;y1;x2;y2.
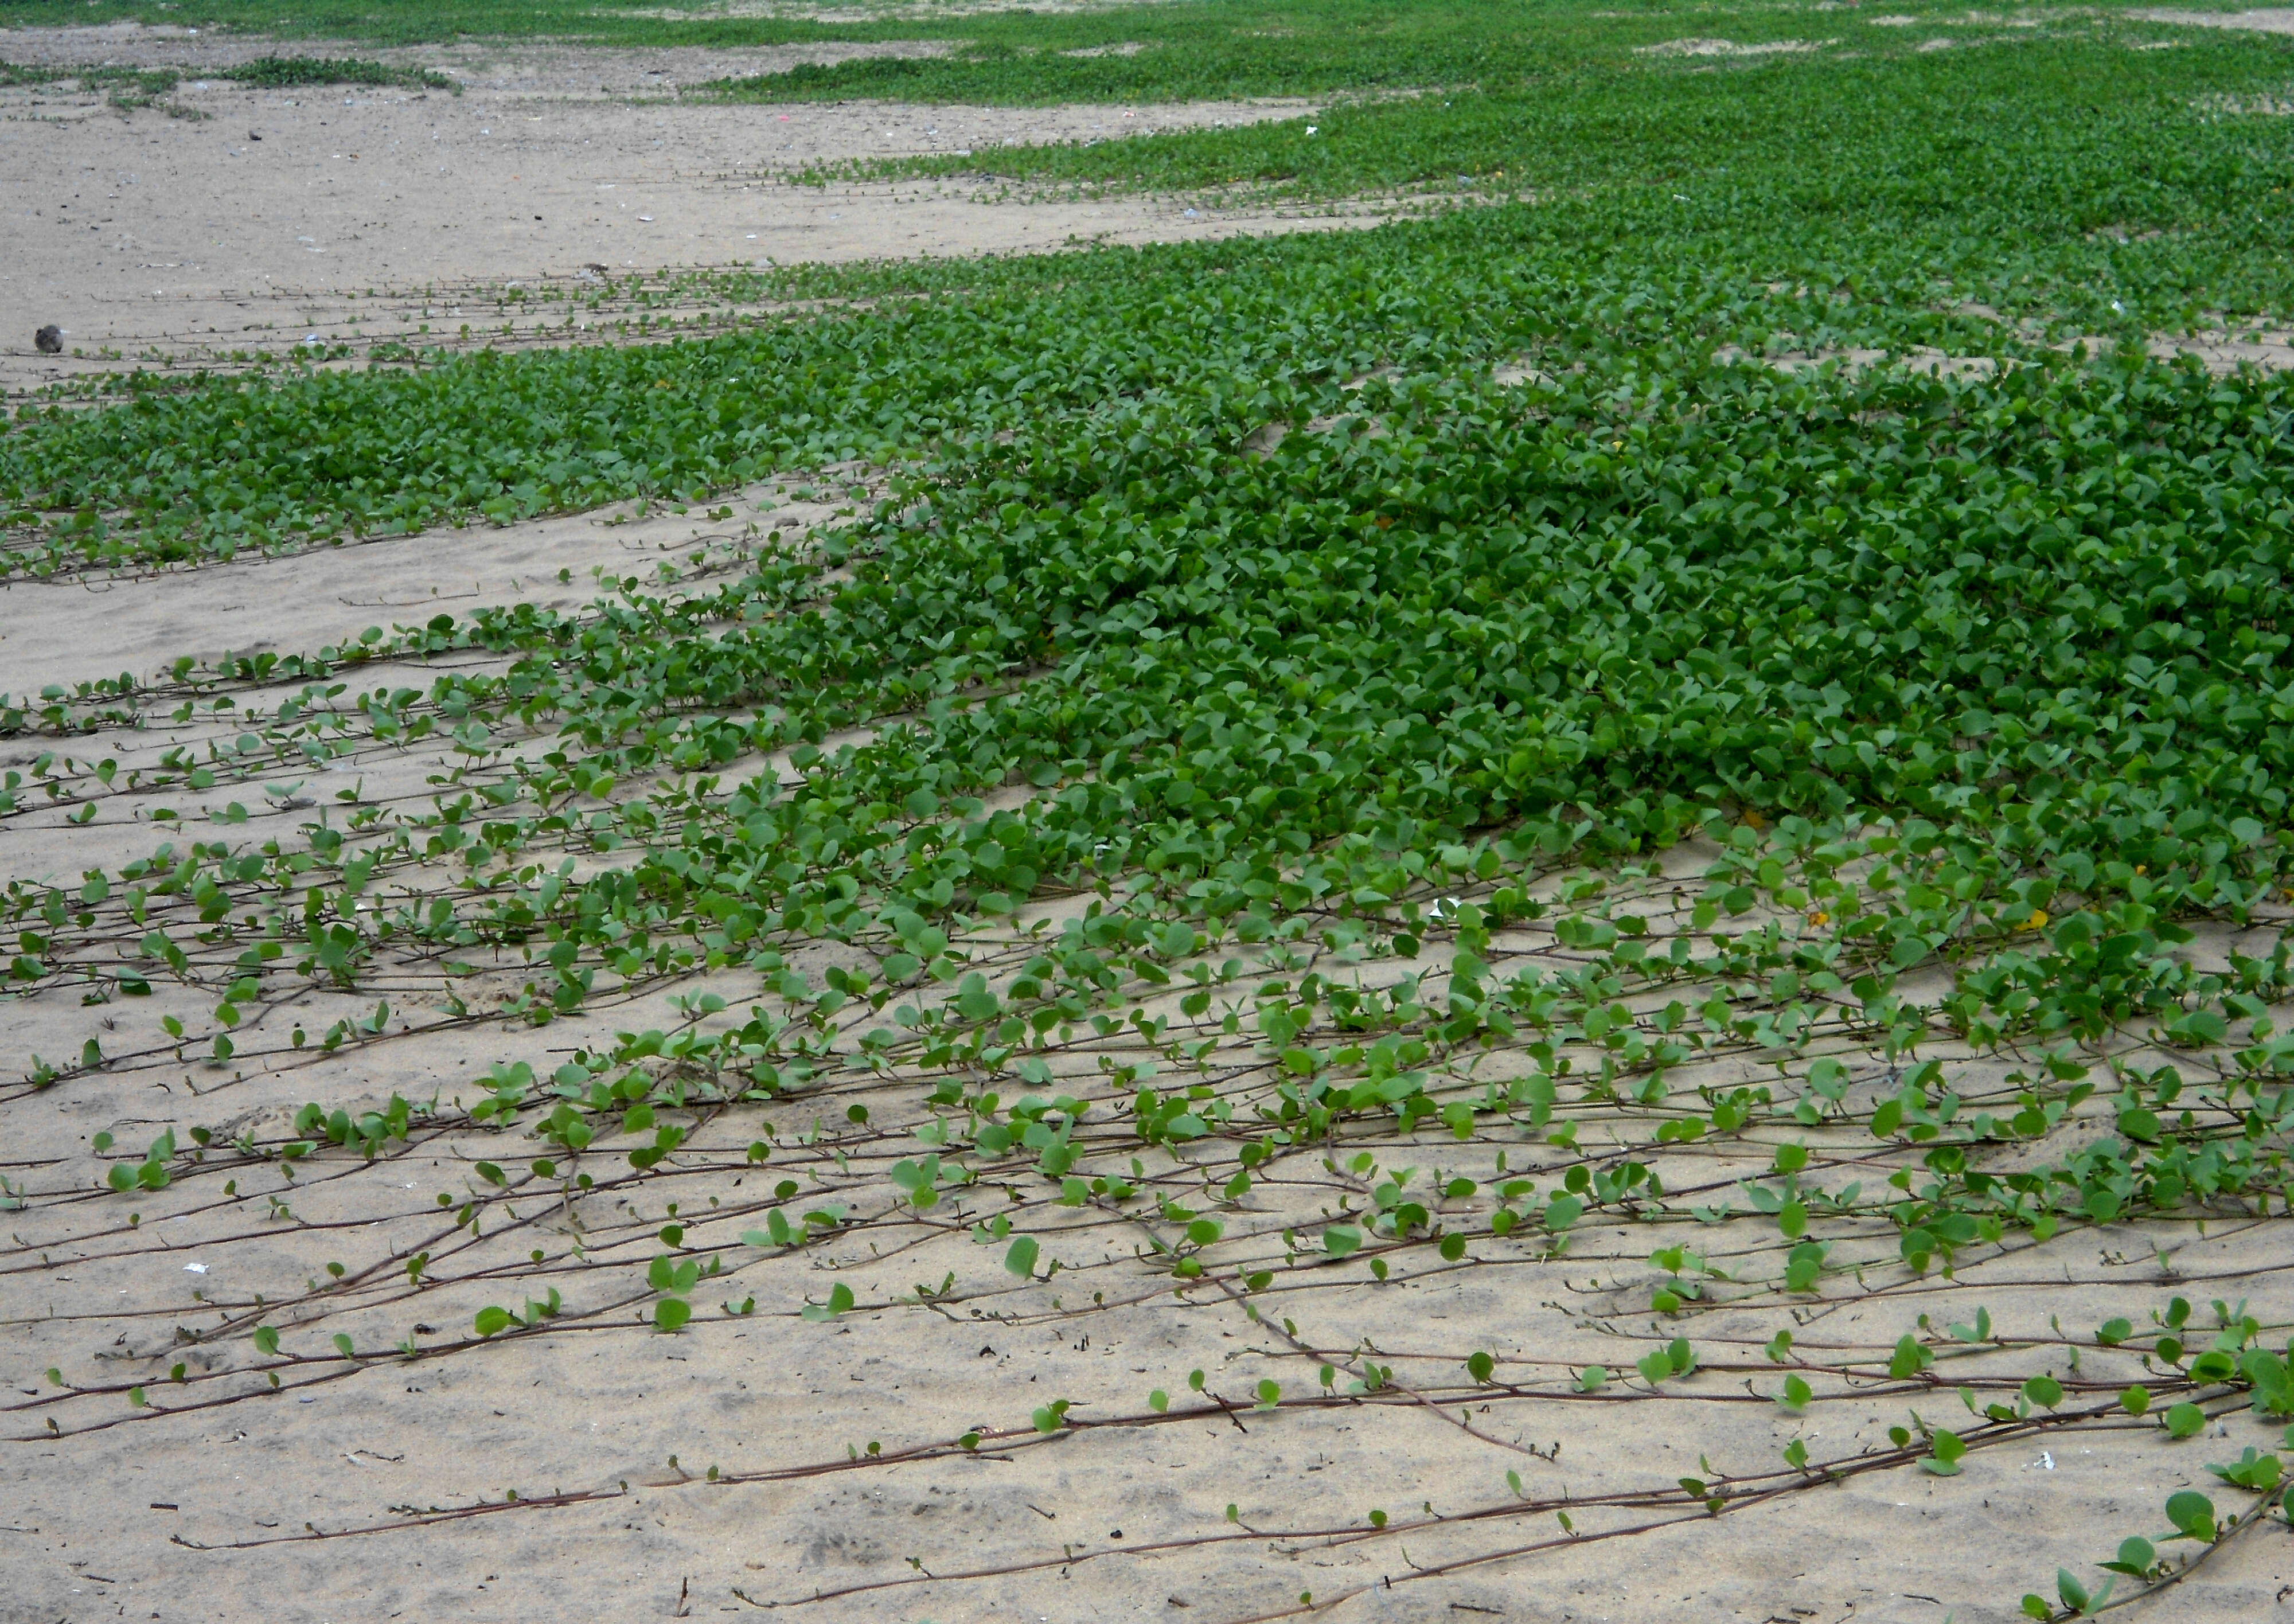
823;30;2294;210
13;227;2294;1043
13;41;2294;548
14;25;2294;560
8;21;2294;1008
135;331;2291;1056
0;0;2253;104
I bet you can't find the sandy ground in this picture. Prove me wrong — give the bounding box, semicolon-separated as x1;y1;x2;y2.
0;23;1369;399
0;481;846;701
2137;7;2294;35
1;24;2291;1624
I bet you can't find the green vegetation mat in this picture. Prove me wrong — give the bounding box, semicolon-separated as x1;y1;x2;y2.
8;6;2294;1617
18;22;2294;563
802;25;2294;200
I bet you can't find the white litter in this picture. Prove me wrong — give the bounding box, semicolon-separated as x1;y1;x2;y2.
183;1262;208;1274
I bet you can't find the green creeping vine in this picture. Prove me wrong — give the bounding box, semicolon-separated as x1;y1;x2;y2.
18;343;2294;1026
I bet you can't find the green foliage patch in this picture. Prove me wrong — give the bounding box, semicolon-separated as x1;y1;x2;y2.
219;54;456;91
819;29;2294;205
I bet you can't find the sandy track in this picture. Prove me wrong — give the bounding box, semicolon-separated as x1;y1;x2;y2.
0;24;1354;398
0;478;860;701
0;18;960;91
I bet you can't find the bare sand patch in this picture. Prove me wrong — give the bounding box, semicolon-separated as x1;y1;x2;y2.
0;167;1395;404
1636;37;1833;58
2163;329;2294;366
0;18;959;94
0;28;1348;400
0;479;864;701
2136;7;2294;34
1706;330;2294;380
1712;343;2003;378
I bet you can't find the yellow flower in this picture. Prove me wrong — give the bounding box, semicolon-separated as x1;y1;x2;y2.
2020;909;2048;931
